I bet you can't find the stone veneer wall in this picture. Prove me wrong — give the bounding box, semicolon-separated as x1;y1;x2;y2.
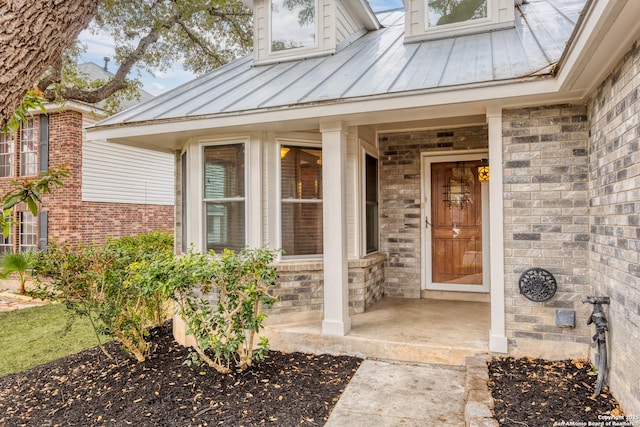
502;105;592;358
378;126;488;298
267;253;386;314
588;42;640;415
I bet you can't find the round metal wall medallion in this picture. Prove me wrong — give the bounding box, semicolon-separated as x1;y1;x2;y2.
518;268;557;302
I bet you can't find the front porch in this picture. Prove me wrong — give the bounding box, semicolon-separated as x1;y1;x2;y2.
264;297;490;366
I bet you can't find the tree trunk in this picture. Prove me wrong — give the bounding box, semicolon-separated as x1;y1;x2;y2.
0;0;100;129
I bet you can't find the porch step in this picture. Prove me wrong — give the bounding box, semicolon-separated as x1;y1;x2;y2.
264;325;487;365
263;298;490;366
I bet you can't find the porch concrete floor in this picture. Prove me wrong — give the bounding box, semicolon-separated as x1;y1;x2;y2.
264;297;490;365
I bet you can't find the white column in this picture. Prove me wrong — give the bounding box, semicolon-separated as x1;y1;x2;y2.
247;133;263;248
487;106;508;353
320;121;351;336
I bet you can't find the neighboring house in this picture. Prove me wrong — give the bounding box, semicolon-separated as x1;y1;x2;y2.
90;0;640;414
0;62;174;252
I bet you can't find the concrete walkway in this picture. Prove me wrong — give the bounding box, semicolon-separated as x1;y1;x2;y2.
325;359;466;426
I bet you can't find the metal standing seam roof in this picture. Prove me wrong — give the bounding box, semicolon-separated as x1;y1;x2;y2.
97;0;587;127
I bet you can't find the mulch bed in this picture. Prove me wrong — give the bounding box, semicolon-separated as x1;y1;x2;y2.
488;357;628;427
0;323;361;427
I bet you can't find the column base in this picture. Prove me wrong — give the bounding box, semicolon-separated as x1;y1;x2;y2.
322;317;352;336
489;330;508;353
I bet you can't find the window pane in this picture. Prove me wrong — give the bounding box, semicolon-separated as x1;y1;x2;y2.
281;145;322;256
271;0;316;52
281;146;322;199
204;145;244;199
427;0;488;27
206;201;245;252
203;144;245;252
20;118;37;176
282;202;323;256
365;154;379;253
0;131;14;178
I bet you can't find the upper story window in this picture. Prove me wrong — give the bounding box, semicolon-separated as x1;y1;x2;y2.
0;131;14;178
270;0;317;53
427;0;488;28
20;118;38;176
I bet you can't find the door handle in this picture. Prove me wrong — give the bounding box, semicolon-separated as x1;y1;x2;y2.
425;216;431;229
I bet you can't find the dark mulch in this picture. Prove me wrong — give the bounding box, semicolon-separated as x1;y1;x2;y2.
489;357;628;427
0;323;361;427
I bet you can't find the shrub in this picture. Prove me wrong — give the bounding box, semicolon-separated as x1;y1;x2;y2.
129;247;279;373
32;232;174;361
0;251;35;295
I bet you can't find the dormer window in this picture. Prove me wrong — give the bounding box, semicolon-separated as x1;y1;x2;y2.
247;0;380;66
405;0;514;43
426;0;488;29
270;0;317;52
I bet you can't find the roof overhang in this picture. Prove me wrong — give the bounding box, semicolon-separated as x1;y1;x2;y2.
89;0;640;152
557;0;640;95
89;76;583;152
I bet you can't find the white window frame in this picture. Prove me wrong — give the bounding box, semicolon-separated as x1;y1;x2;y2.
276;137;323;260
19;211;37;252
268;0;320;56
201;140;249;253
0;217;13;254
424;0;492;32
19;118;38;177
0;131;14;178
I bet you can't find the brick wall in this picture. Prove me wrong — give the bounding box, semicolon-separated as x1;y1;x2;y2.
502;105;592;358
378;126;488;298
588;41;640;415
267;255;386;314
0;110;174;250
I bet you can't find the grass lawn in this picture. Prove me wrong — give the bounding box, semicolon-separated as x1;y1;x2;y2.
0;304;111;377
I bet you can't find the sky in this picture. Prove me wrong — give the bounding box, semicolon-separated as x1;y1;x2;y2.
77;0;404;96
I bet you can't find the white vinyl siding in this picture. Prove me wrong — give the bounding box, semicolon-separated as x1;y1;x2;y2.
82;118;174;205
336;0;365;43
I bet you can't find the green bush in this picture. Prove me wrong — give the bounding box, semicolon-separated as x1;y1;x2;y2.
129;247;279;373
32;232;174;361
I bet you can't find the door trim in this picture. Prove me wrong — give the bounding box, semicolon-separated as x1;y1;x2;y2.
420;150;490;292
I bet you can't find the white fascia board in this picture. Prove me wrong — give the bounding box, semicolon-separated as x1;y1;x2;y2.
556;0;640;95
33;101;106;118
349;0;381;30
88;77;580;146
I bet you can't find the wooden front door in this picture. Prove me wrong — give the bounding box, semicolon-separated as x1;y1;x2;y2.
429;160;484;287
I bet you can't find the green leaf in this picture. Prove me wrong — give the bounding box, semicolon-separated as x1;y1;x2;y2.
26;197;38;217
3;195;23;210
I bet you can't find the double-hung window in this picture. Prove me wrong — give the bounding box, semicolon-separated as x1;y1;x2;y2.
280;144;322;257
19;212;37;252
0;131;14;177
20;118;37;176
203;144;245;253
